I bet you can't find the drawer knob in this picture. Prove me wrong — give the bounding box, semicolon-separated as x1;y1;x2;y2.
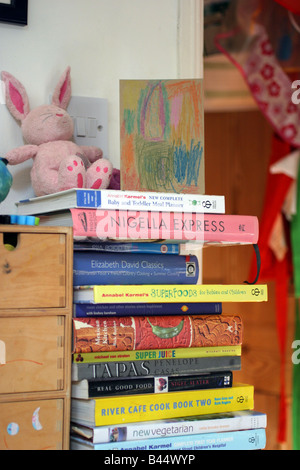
2;232;19;251
0;340;6;365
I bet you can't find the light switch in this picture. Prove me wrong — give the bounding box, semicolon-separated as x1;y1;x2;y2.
67;96;108;157
76;117;86;137
49;94;108;156
87;118;97;138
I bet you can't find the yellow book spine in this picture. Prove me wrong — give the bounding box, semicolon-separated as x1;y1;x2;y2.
73;345;242;363
93;383;254;426
93;284;268;303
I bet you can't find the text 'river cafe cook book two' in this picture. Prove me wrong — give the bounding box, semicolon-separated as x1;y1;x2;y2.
71;383;255;427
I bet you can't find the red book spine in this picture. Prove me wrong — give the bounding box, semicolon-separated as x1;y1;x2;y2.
72;315;243;353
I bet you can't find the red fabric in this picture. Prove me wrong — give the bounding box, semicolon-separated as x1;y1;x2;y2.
274;0;300;15
250;134;294;443
251;136;293;276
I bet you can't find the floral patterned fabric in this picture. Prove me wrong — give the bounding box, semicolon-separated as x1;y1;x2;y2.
213;0;300;447
214;0;300;148
243;27;300;147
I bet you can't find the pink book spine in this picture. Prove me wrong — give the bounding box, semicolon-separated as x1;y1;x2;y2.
70;209;259;244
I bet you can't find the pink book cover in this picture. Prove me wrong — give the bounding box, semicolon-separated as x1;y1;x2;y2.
70;209;259;244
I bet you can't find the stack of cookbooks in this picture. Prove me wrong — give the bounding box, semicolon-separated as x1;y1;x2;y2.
16;188;268;451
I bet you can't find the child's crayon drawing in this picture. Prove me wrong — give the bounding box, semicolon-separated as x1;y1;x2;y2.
120;79;205;194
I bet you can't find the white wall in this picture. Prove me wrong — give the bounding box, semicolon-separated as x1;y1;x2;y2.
0;0;203;214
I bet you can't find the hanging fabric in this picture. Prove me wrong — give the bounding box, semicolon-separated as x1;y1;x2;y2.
214;1;300;147
274;0;300;16
249;134;294;445
212;0;300;445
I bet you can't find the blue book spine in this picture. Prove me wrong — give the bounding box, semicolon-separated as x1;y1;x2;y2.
73;242;180;255
72;428;266;451
73;302;222;318
76;190;102;207
73;302;222;317
73;253;199;286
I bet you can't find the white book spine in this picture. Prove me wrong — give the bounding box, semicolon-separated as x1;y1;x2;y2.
98;191;225;214
82;412;267;443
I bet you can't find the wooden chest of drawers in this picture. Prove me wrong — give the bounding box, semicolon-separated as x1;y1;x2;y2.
0;225;73;450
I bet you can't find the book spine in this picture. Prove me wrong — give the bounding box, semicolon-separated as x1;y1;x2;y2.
73;345;242;363
73;302;223;317
76;189;102;208
71;411;267;443
76;190;225;214
73;253;199;286
73;372;233;398
71;356;242;380
103;412;266;443
71;428;266;450
73;384;255;426
70;209;259;244
93;284;268;303
73;241;180;254
72;315;243;353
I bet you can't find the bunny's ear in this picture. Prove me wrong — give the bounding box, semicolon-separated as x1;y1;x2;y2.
1;71;30;122
52;66;72;109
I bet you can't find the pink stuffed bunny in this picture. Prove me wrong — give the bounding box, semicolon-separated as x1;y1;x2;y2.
2;67;113;196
